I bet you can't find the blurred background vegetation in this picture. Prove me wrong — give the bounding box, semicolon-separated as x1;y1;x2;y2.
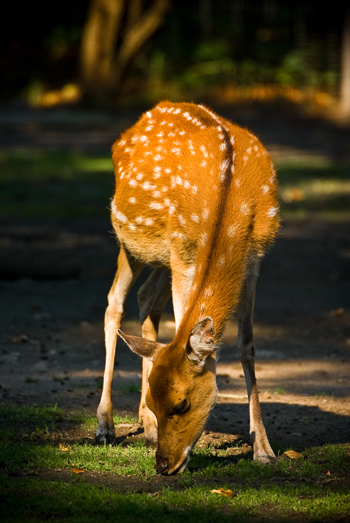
1;0;349;116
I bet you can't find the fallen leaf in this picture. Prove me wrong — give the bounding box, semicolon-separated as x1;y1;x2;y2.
148;492;161;498
72;467;86;474
210;488;235;498
284;450;303;460
59;444;70;452
326;470;331;476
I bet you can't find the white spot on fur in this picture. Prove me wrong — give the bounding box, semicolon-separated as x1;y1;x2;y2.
178;214;186;226
191;185;198;194
129;197;136;204
199;232;207;246
115;210;127;223
146;111;152;118
140;135;147;142
219;159;230;182
267;206;278;217
128;222;136;231
240;203;249;215
262;185;269;194
202;208;209;220
145;218;154;225
200;145;208;158
150;202;164;210
235;178;241;187
227;224;238;237
191;213;199;222
129;179;137;187
169;204;176;215
176;176;183;185
136;173;144;181
204;286;213;297
142;181;156;190
217;256;225;268
184;180;190;189
136;216;143;224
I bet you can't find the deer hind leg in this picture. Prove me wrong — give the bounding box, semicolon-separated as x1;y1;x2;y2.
237;258;277;463
137;268;171;443
96;245;143;444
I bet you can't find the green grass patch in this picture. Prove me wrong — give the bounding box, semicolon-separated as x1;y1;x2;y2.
0;151;114;219
0;404;349;521
276;158;350;220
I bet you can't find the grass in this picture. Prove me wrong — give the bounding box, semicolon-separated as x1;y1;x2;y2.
0;150;349;220
0;404;349;522
275;157;350;220
0;151;114;219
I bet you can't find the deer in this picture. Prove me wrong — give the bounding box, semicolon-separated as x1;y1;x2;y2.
96;101;280;475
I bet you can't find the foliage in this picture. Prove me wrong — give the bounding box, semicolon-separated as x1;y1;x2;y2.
0;1;344;103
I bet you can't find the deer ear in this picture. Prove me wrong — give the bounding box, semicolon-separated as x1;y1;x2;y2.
117;329;164;361
187;317;216;366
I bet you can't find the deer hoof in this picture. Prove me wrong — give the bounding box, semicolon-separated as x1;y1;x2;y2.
254;453;277;464
95;431;116;445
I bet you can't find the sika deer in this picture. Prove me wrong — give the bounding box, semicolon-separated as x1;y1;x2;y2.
96;101;280;475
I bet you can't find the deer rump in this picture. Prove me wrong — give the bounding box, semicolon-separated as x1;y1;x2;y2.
96;101;280;475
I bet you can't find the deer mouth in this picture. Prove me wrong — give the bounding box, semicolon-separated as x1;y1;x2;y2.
158;446;192;475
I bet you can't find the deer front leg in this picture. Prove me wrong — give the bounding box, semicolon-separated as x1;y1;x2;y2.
96;246;143;444
137;268;171;443
237;260;276;463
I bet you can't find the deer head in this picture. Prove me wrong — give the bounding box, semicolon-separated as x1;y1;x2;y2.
118;316;217;474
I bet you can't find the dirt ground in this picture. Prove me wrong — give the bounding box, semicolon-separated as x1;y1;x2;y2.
0;101;349;463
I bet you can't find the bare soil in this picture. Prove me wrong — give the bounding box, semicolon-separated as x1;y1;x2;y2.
0;102;349;482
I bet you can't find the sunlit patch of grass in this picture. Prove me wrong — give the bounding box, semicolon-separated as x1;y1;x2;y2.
81;413;138;433
276;158;350;219
0;403;64;424
0;151;113;182
0;405;350;521
1;474;350;522
0;151;114;219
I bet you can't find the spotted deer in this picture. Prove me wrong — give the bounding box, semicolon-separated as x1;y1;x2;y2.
96;101;280;475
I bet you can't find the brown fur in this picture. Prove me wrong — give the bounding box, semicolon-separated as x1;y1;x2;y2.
96;101;280;475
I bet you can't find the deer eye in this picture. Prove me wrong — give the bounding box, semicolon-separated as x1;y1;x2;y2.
170;398;189;416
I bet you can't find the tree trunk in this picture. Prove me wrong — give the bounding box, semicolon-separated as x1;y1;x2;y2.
79;0;170;104
340;7;350;118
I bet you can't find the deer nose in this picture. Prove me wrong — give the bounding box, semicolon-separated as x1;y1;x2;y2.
156;456;169;474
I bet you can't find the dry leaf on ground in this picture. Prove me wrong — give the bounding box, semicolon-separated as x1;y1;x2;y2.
71;467;86;474
59;444;70;452
210;488;235;498
284;450;303;459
